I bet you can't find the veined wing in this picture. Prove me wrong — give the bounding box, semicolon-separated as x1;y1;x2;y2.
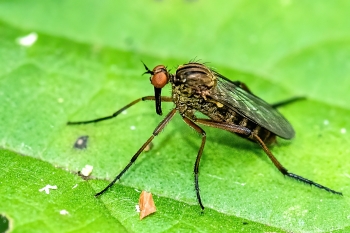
209;72;295;139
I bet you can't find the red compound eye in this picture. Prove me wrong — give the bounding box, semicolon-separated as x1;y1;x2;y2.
151;65;169;88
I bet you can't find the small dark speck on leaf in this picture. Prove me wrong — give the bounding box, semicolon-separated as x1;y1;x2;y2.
242;221;248;225
73;135;89;149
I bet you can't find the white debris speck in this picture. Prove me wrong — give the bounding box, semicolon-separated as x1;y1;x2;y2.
60;210;69;215
57;98;64;103
81;165;93;176
323;120;329;125
17;32;38;47
135;204;140;212
122;110;127;115
39;185;57;194
72;184;78;189
340;128;346;134
130;125;136;130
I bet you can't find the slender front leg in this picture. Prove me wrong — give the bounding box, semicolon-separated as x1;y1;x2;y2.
67;96;173;125
194;118;342;195
95;108;177;197
181;116;207;210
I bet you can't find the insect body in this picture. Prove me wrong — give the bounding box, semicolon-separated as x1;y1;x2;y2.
68;62;342;210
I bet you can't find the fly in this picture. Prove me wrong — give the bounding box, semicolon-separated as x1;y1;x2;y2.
67;62;342;210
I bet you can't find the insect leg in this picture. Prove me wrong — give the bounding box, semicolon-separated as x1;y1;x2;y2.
194;119;342;195
95;108;177;197
252;134;342;195
194;119;252;136
181;116;207;210
181;118;252;209
67;96;173;125
271;96;305;109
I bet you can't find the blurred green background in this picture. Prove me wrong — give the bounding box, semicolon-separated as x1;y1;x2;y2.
0;1;349;232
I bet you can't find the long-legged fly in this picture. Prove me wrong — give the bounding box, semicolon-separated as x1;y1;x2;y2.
68;62;342;210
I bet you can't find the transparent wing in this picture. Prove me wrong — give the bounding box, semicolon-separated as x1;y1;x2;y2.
209;72;295;139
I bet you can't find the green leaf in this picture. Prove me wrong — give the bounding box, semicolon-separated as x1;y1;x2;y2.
0;150;127;233
1;1;349;232
1;149;282;232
